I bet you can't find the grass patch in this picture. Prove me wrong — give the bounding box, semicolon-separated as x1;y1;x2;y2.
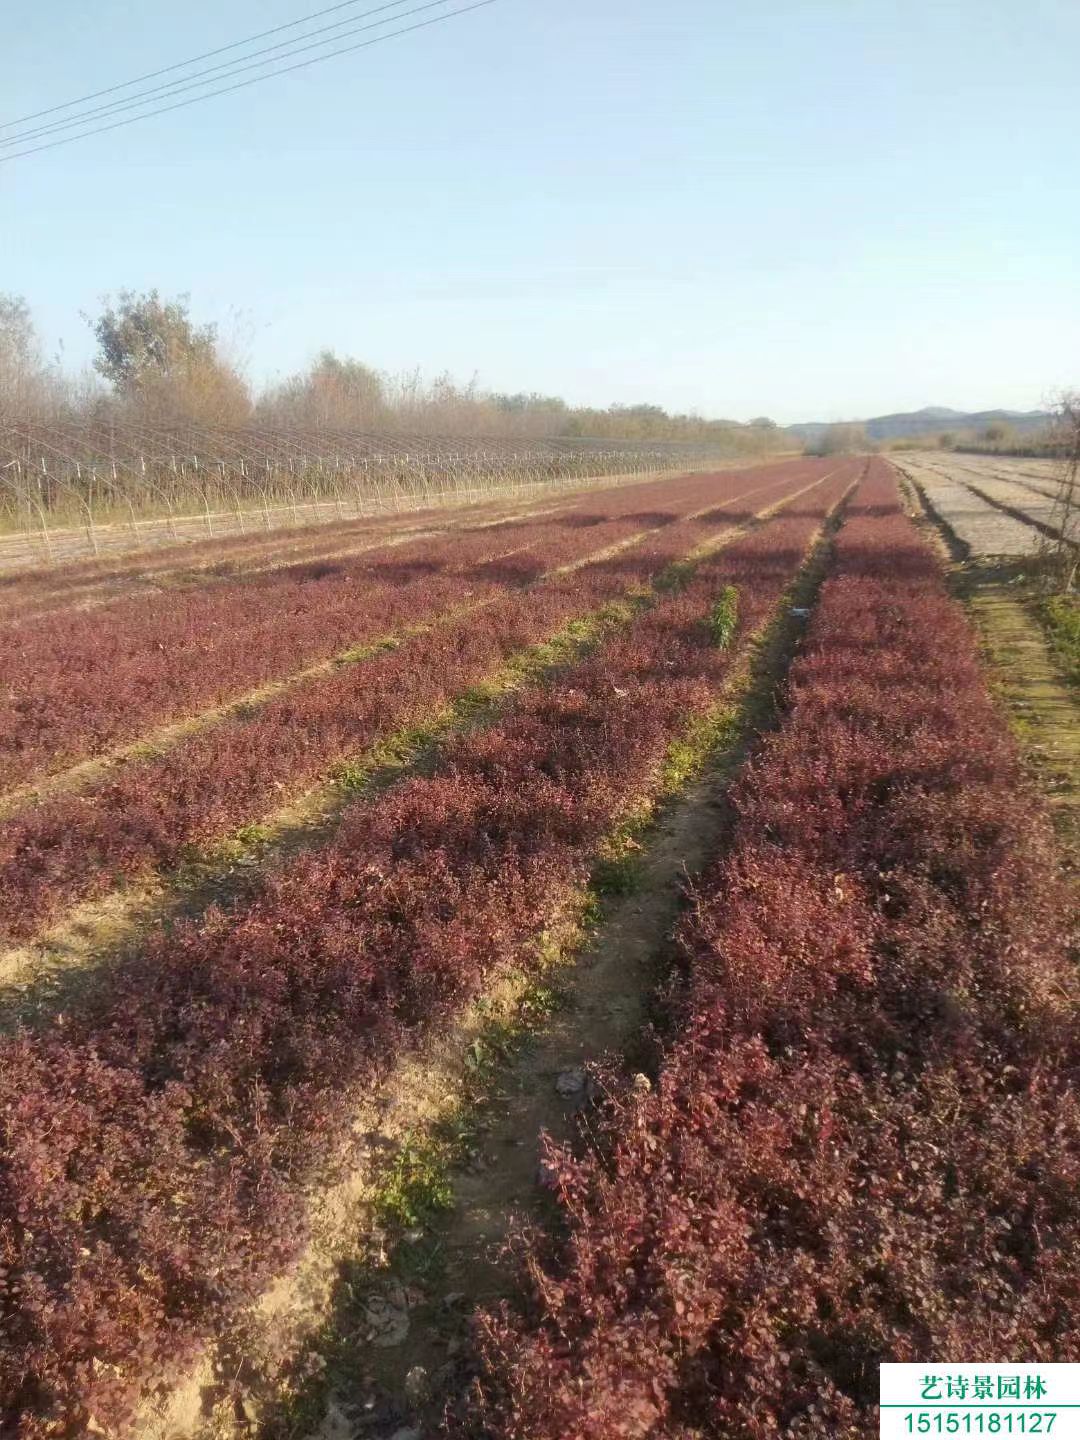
232;821;273;848
330;717;444;794
337;635;401;665
662;705;739;793
592;844;646;898
1036;592;1080;689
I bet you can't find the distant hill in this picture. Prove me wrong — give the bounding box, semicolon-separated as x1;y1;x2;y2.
786;406;1054;445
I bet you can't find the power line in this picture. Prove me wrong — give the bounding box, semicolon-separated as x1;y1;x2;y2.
1;0;417;132
0;1;499;164
1;0;461;149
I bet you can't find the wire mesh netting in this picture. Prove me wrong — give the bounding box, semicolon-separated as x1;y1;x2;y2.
0;419;750;567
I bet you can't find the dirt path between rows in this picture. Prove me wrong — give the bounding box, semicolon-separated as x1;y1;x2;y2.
349;762;734;1438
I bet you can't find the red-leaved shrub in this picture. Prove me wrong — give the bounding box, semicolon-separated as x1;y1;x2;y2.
0;463;859;1435
1;465;818;787
0;461;826;942
462;459;1077;1440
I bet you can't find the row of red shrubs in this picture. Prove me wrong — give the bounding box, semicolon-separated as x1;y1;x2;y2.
0;464;827;943
0;499;462;621
0;469;748;624
0;490;519;621
0;467;857;1437
462;459;1077;1439
0;465;780;787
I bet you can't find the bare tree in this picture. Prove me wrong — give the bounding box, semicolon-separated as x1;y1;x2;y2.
812;422;869;456
0;294;63;418
1042;394;1079;591
980;420;1016;450
259;351;385;429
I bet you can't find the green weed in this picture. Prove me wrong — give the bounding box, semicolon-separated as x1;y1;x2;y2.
375;1138;455;1230
708;585;739;648
592;850;645;897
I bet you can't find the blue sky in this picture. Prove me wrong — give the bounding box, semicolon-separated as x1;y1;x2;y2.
2;0;1077;423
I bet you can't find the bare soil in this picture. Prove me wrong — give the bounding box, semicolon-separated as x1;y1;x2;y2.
895;462;1078;862
895;456;1044;556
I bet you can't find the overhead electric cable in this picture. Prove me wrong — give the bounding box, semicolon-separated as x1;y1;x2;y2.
0;0;419;132
0;0;498;164
0;0;463;148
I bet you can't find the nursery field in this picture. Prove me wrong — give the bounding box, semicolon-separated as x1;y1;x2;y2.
0;455;1075;1440
894;451;1073;556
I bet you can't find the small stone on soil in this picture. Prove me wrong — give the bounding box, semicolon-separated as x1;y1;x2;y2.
363;1285;410;1348
554;1067;586;1096
404;1365;431;1408
537;1156;560;1189
315;1399;354;1440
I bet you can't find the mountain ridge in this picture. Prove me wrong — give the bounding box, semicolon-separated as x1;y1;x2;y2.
785;405;1053;443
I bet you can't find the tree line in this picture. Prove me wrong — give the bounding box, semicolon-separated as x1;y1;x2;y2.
0;290;781;447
